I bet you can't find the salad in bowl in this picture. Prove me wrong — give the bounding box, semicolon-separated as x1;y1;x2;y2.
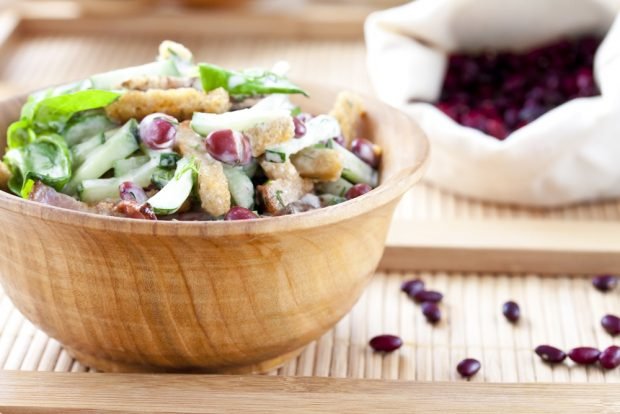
0;41;381;221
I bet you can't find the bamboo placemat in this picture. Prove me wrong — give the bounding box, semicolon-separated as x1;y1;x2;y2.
0;27;619;381
1;272;620;382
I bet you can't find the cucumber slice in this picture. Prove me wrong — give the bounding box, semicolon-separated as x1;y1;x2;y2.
319;194;346;206
114;155;149;177
65;120;139;194
90;60;180;90
159;152;181;169
151;167;174;189
78;177;120;204
147;157;195;215
79;157;160;203
63;113;116;146
315;178;353;198
327;140;378;187
223;166;254;209
241;158;258;178
190;108;290;136
71;133;105;168
264;115;340;163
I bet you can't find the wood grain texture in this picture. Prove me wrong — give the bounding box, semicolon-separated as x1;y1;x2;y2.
0;372;619;413
381;219;620;274
0;87;429;373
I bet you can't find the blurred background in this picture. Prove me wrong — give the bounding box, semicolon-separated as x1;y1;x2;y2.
0;0;409;97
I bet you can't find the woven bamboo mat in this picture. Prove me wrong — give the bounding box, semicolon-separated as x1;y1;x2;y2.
0;30;619;381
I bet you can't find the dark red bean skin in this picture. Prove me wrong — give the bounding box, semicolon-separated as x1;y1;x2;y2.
139;113;178;150
457;358;481;378
205;129;252;166
601;314;620;336
535;345;567;363
421;302;441;324
292;116;307;138
502;301;521;323
224;206;258;221
351;138;381;168
119;181;148;204
412;290;443;304
332;135;345;147
592;275;618;292
345;183;372;200
401;279;425;296
568;347;601;365
369;335;403;353
599;346;620;370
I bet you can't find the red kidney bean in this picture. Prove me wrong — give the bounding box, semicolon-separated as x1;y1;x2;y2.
421;302;441;324
601;314;620;336
592;274;618;292
599;346;620;370
332;134;345;147
351;138;382;168
436;35;602;139
119;181;148;204
224;206;258;221
502;301;520;323
292;116;307;138
369;335;403;353
568;347;601;365
139;113;178;150
345;183;372;200
412;290;443;304
205;129;252;166
401;279;425;296
534;345;567;363
457;358;481;378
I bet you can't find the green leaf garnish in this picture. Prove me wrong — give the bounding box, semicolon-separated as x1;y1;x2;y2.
199;63;308;98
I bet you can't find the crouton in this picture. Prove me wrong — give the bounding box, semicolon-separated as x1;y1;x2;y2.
120;76;199;91
260;159;300;181
0;161;11;191
105;87;230;123
260;159;313;192
244;116;294;157
290;147;343;181
328;91;365;147
175;123;231;217
258;179;306;214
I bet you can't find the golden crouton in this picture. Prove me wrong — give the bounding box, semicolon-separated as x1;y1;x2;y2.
290;147;343;182
260;159;313;192
244;116;294;157
0;161;11;191
329;91;365;147
260;159;300;181
120;76;198;91
105;87;231;123
175;123;231;217
258;179;306;214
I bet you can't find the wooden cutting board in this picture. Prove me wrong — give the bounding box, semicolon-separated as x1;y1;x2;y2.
0;372;618;413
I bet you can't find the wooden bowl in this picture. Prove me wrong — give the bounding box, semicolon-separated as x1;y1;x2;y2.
0;84;429;373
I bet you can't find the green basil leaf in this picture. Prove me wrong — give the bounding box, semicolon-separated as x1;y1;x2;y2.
199;63;308;98
7;120;36;149
4;134;72;198
33;90;120;132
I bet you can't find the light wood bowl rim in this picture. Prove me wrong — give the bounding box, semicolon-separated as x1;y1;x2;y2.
0;83;429;236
